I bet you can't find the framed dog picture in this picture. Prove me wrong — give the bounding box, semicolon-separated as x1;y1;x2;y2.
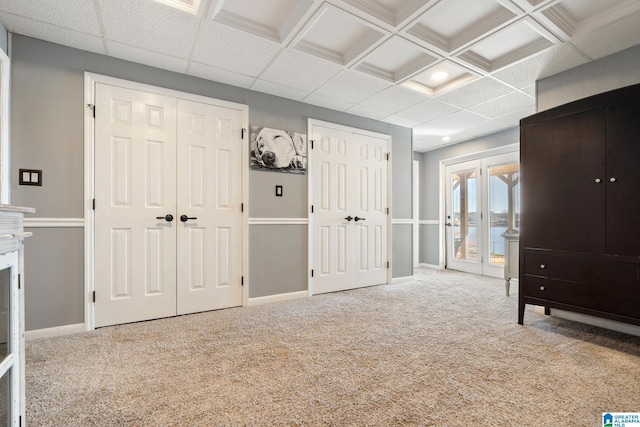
250;126;307;174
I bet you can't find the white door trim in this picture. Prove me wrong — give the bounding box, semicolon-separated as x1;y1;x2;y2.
307;119;392;296
83;72;249;330
0;43;10;204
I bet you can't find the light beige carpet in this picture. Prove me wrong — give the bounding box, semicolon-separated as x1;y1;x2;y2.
26;268;640;426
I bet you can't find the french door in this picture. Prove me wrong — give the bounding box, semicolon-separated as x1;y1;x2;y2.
94;83;244;327
310;122;389;295
445;152;519;277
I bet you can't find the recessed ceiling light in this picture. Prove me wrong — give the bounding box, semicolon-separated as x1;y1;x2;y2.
431;71;449;81
442;136;451;142
152;0;201;15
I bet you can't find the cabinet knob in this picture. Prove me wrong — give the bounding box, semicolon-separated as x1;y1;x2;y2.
594;178;601;183
610;177;617;182
540;264;545;269
539;285;545;291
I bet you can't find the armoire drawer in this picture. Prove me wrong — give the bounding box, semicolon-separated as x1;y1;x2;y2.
523;254;602;282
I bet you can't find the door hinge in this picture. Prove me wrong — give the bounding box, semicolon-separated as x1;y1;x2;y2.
241;203;244;213
386;153;390;161
310;140;314;150
241;276;244;286
311;269;314;277
311;205;314;213
92;291;96;303
87;103;95;118
387;261;390;269
242;128;247;139
386;207;390;215
18;274;21;290
19;416;21;427
92;199;96;210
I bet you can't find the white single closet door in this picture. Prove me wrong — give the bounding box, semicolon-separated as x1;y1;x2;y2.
176;99;243;315
94;83;178;327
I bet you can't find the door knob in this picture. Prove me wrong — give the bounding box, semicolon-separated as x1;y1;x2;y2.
345;216;353;221
446;222;452;227
156;214;174;222
354;216;366;222
610;177;617;182
180;215;198;222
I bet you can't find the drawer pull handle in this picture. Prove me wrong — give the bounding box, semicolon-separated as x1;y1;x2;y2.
539;285;545;291
540;264;546;269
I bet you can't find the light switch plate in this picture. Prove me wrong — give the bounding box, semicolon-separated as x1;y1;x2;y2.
19;169;42;186
275;185;283;197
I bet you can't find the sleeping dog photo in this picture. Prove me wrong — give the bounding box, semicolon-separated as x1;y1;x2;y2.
250;126;307;174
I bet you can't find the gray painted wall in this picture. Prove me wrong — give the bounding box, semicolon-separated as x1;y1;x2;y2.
416;128;519;266
10;35;413;330
537;44;640;112
0;23;7;55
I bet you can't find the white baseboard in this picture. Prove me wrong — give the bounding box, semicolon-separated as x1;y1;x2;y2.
417;263;445;270
248;290;308;306
26;323;86;341
391;276;414;283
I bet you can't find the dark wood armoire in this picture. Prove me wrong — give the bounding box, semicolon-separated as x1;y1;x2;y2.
519;83;640;327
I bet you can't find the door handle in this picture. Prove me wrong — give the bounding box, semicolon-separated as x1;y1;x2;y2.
345;216;353;222
354;216;366;222
180;215;198;222
156;214;174;222
446;222;452;227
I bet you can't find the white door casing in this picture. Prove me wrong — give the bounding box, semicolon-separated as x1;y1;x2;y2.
94;83;178;327
176;99;243;314
91;77;247;328
309;121;390;295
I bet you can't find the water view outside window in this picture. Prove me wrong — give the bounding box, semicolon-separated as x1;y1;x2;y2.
451;169;478;262
488;163;520;265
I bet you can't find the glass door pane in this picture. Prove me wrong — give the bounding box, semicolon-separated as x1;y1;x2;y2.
452;169;478;262
488;163;520;266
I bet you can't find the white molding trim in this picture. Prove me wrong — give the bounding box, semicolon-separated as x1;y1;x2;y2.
392;275;414;283
417;263;445;270
0;44;10;204
25;323;85;341
391;219;413;224
249;218;308;225
84;72;250;330
24;218;84;228
419;220;439;225
248;291;308;306
442;143;519;166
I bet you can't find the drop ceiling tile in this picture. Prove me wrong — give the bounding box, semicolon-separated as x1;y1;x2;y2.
344;104;389;121
522;84;536;97
211;0;319;44
302;93;354;112
191;21;282;77
187;62;256;89
570;10;640;60
456;18;559;73
455;119;513;141
402;60;478;96
292;3;387;65
0;13;105;55
490;43;588;88
313;69;392;104
534;0;640;40
98;0;200;58
355;35;439;82
495;105;537;126
259;48;343;92
250;78;310;101
0;0;102;35
413;138;446;152
394;99;460;123
414;110;487;136
403;0;521;54
469;91;534;118
436;77;513;108
382;115;422;128
358;85;428;115
108;41;189;73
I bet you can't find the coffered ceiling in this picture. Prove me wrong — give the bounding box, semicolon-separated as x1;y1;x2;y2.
1;0;639;152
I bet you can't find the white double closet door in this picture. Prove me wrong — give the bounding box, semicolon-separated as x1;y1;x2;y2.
94;83;243;327
311;123;389;295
